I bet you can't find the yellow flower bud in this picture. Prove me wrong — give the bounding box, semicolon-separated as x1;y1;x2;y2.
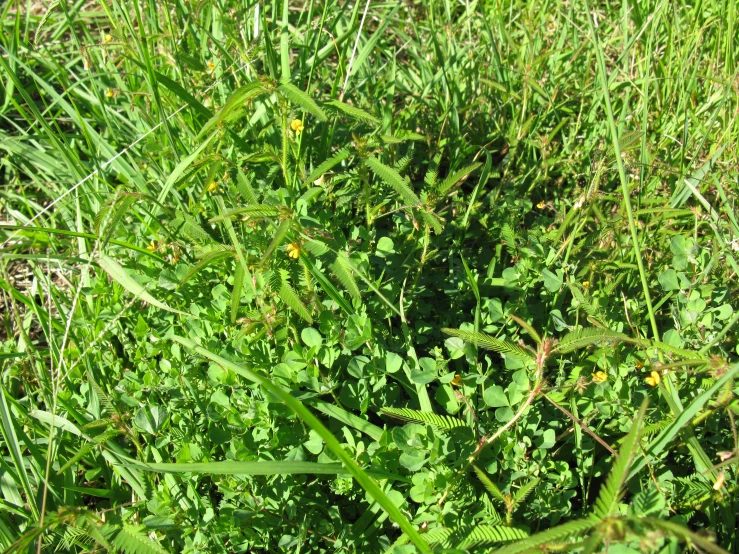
591;371;607;383
645;370;661;387
286;243;301;259
290;119;304;134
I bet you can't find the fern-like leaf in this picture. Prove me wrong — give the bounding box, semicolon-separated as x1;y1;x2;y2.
277;82;327;121
633;517;729;554
107;523;170;554
324;99;380;125
424;155;440;189
381;407;467;431
171;211;212;242
303;148;351;187
568;283;606;326
235;170;258;203
197;80;267;138
593;401;647;520
419;210;443;234
365;156;421;206
57;429;122;474
437;162;482;195
457;525;528;549
208;204;280;223
552;327;635;354
87;372;116;415
489;517;599;554
501;223;517;256
330;252;361;300
303;238;329;256
277;271;313;323
648;340;705;360
441;328;534;361
474;465;506;503
513;477;540;505
180;249;233;284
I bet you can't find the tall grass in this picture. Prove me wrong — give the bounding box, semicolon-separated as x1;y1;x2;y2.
1;0;738;552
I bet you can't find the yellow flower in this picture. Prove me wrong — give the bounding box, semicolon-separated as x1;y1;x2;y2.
207;181;218;193
207;60;216;72
536;200;546;209
451;374;463;386
291;119;304;134
591;371;607;383
103;34;113;43
582;281;590;289
286;243;301;259
146;241;157;252
713;471;725;491
645;370;661;387
105;88;114;98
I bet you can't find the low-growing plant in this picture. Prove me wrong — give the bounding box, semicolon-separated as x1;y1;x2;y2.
1;0;738;553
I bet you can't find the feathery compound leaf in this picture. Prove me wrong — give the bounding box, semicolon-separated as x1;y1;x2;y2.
87;372;116;414
235;171;258;203
424;162;439;191
303;238;329;256
94;190;143;234
648;340;706;360
381;407;467;431
474;465;506;503
593;401;648;520
331;252;361;300
633;518;729;554
441;328;535;361
303;148;351;187
457;525;529;549
278;82;327;121
552;327;636;354
180;249;233;285
365;156;421;206
513;477;541;505
208;204;281;223
171;211;212;242
278;272;313;324
490;517;599;554
419;210;443;234
108;523;169;554
501;223;517;255
324;99;380;125
437;162;482;195
197;80;267;138
394;154;412;173
568;283;608;326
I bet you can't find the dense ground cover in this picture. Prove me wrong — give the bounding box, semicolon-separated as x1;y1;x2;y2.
1;0;738;552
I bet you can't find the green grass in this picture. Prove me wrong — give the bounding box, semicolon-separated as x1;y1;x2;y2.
1;0;738;552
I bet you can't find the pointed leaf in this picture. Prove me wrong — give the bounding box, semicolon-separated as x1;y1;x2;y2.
98;255;190;316
365;156;421;206
278;82;327;121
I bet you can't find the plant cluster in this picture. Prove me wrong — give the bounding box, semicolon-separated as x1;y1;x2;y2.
0;0;738;553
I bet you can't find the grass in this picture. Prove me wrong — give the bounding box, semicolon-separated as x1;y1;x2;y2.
1;0;738;552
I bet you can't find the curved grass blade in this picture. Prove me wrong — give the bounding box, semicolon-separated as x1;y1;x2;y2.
97;255;190;317
128;460;406;482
